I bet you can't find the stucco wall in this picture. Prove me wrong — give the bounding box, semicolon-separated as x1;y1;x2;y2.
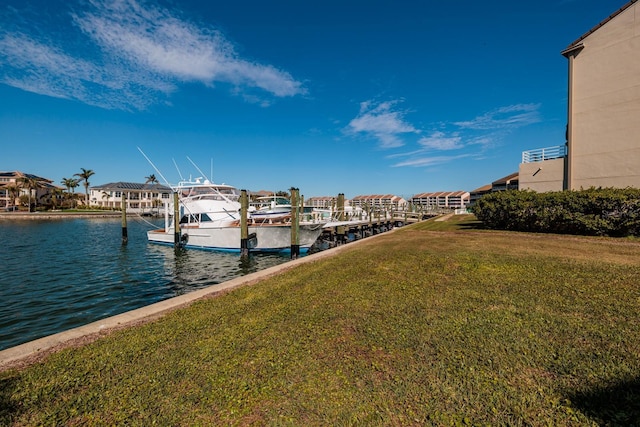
569;2;640;189
519;158;564;192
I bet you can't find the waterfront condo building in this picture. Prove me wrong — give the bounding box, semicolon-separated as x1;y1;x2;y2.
520;0;640;192
410;191;470;210
350;194;407;211
89;182;172;213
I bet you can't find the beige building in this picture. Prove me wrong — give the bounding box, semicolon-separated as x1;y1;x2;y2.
411;191;470;209
306;196;339;209
351;194;407;210
0;171;59;209
520;0;640;191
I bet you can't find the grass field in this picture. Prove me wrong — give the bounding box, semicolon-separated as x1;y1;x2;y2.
2;215;639;425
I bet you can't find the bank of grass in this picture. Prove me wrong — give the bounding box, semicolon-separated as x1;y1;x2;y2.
2;215;640;425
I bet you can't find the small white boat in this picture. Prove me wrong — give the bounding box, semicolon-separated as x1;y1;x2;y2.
147;178;325;253
250;195;292;220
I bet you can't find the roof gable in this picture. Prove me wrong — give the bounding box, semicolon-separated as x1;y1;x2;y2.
563;0;638;55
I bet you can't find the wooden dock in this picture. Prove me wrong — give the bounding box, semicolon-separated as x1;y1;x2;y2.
311;210;440;249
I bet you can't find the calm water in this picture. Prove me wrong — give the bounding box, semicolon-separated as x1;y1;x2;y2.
0;217;291;351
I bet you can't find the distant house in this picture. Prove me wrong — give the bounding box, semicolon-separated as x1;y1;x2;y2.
350;194;407;210
411;191;470;209
89;182;172;213
307;196;339;209
520;0;640;191
0;171;60;209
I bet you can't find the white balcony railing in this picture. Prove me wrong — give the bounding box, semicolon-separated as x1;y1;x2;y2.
522;145;567;163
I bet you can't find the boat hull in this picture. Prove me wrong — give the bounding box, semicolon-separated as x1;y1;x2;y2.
147;223;324;253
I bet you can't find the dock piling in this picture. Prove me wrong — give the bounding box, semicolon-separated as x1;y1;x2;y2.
121;193;128;245
240;190;250;258
173;192;181;250
290;187;300;259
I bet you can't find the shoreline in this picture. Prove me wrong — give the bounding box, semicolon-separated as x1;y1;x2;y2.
0;227;390;371
0;211;129;220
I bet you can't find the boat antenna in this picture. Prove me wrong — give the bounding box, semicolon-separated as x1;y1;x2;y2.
137;147;173;189
172;158;185;181
187;156;211;182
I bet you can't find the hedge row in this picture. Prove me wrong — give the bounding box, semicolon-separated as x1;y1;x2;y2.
471;188;640;237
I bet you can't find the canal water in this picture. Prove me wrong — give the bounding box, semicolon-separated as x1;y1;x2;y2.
0;217;291;351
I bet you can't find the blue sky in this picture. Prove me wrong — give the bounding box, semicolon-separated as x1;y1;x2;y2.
0;0;626;199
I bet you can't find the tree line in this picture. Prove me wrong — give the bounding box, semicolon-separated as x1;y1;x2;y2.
3;168;96;212
5;170;162;212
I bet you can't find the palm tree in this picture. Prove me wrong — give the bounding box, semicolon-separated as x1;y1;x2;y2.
74;168;95;207
17;176;41;212
61;177;80;208
101;191;111;210
144;174;159;215
144;174;158;186
49;188;63;210
5;184;19;210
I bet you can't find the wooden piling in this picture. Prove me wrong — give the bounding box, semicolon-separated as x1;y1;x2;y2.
173;192;181;249
121;193;128;245
336;193;346;244
337;193;345;221
240;190;250;258
290;187;300;259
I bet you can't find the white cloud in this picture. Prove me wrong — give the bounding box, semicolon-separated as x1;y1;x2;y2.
454;103;541;130
0;0;305;110
342;99;540;170
346;100;419;148
75;0;305;97
384;103;540;170
392;154;472;168
418;131;463;150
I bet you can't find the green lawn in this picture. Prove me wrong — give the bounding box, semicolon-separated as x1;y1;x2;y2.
2;215;640;425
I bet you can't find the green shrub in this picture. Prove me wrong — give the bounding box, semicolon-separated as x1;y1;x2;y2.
472;188;640;237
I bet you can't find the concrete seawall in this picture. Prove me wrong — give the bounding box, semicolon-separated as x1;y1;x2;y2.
0;212;122;220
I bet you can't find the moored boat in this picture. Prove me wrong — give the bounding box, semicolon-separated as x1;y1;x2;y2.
146;178;325;253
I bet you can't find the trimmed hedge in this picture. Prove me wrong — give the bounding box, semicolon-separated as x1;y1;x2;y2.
471;188;640;237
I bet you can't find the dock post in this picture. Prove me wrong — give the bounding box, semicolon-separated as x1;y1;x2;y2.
240;189;250;258
337;193;345;244
290;187;300;259
121;193;128;245
173;192;181;250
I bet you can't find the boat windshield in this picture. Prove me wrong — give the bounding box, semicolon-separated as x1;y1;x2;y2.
179;185;240;201
253;196;290;208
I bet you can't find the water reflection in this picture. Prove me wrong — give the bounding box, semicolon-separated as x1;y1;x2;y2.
0;217;290;351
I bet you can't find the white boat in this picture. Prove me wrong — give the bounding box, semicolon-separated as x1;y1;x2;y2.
147;178;325;253
250;195;292;220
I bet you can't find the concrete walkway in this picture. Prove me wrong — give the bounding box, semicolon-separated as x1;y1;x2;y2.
0;229;393;370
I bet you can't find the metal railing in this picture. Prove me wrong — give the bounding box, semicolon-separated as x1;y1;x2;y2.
522;145;566;163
